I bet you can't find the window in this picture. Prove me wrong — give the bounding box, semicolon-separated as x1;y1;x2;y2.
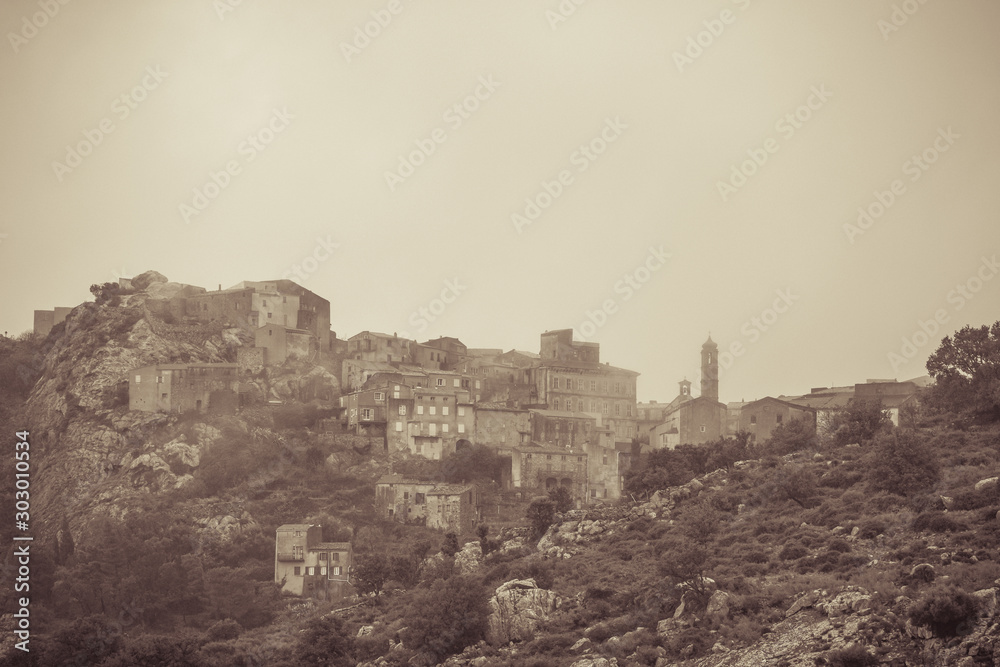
603;454;608;465
417;405;424;415
436;378;444;386
475;380;481;389
361;408;373;420
294;566;301;576
442;406;449;416
458;406;465;417
320;566;327;575
332;553;339;562
615;403;621;416
429;406;437;415
590;380;597;391
700;425;706;433
333;566;341;576
578;379;585;390
403;491;409;500
307;566;314;576
750;415;757;425
453;379;459;387
554;399;561;410
602;403;609;415
553;377;560;390
776;414;784;424
135;375;141;383
395;421;403;431
429;423;437;436
318;552;327;561
614;382;620;394
398;405;407;416
627;405;632;417
161;393;167;399
458;424;465;434
442;424;449;433
374;392;384;401
415;492;425;504
267;312;272;319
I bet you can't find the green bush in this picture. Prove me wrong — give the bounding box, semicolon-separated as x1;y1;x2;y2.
779;543;809;561
907;585;979;637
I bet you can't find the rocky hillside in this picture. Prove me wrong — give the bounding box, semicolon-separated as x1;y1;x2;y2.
21;271;341;543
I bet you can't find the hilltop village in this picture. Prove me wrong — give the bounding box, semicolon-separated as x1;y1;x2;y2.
34;271;926;513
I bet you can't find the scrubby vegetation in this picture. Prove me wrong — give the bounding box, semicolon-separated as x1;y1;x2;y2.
3;313;1000;665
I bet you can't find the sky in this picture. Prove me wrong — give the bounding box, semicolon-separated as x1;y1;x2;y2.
2;0;998;405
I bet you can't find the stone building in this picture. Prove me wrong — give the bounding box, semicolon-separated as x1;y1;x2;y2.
375;476;478;533
738;397;818;443
33;307;73;336
346;331;414;364
129;362;238;413
528;331;639;443
509;443;588;501
274;524;353;600
652;336;726;448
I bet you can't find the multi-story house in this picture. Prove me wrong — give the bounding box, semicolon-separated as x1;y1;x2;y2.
274;524;352;601
346;331;415;364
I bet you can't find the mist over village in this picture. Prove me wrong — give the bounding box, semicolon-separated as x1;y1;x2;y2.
3;1;1000;666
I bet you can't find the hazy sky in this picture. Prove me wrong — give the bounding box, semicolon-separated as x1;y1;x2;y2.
2;0;998;404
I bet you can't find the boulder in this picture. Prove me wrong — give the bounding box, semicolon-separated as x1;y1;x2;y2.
455;541;483;575
975;477;1000;493
973;588;998;619
906;619;934;640
941;495;956;510
486;579;560;645
786;590;820;618
132;270;168;291
706;590;731;622
910;563;936;583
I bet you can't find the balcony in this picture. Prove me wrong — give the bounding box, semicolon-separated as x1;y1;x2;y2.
276;552;304;562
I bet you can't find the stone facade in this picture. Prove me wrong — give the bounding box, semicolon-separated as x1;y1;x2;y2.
129;363;238;414
375;476;478;532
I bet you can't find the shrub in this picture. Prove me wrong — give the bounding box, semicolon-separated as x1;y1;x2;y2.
526;498;556;537
401;575;490;659
206;618;242;641
779;543;809;561
865;430;940;497
907;585;980;637
825;643;877;667
819;466;863;489
912;512;967;534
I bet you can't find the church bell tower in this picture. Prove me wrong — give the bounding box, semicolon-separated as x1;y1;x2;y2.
701;335;719;402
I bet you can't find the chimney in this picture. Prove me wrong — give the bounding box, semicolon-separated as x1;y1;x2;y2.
218;284;221;291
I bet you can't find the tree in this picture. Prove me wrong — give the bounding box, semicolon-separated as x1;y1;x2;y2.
865;429;940;497
765;418;817;455
401;575;490;661
926;321;1000;422
294;614;356;666
777;466;819;508
526;498;556;537
89;282;122;306
826;398;891;446
442;444;501;484
353;552;390;599
548;485;573;513
623;448;693;500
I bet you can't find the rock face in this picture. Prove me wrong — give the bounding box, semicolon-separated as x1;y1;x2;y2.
486;579;560;645
131;270;169;291
455;541;483;575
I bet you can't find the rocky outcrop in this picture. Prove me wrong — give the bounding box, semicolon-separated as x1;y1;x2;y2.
486;579;561;645
131;270;168;291
455;541;483;575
